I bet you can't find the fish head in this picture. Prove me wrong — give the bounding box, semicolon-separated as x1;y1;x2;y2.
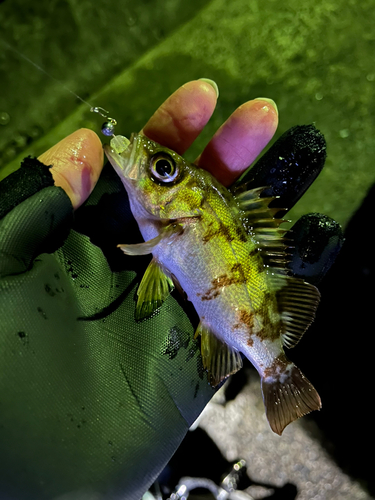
104;133;205;220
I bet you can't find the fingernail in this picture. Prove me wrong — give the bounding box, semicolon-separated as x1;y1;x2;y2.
199;78;219;98
254;97;278;115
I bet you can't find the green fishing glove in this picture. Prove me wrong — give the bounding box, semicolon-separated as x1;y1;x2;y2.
0;93;343;500
0;153;217;500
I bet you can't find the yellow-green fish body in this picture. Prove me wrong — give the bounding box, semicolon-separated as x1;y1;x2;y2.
104;133;321;435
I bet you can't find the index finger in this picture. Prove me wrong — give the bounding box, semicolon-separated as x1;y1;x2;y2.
141;79;218;155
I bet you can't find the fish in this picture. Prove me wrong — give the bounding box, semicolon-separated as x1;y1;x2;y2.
104;132;322;435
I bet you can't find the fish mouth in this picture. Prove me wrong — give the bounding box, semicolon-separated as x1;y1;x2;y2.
103;133;140;180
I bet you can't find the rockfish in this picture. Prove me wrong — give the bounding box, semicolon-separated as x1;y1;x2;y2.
104;133;321;435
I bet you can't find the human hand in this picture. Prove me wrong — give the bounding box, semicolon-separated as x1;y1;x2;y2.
0;80;342;500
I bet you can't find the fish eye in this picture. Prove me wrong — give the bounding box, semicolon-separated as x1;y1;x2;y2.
150;153;179;183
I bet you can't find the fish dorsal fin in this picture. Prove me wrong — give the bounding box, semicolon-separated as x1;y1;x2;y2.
135;258;174;320
234;187;291;273
195;322;243;386
272;276;320;348
234;187;320;348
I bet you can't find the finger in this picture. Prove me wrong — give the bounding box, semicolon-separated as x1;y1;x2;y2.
0;157;74;276
196;98;278;187
141;79;218;155
38;129;104;210
287;214;344;285
236;125;327;215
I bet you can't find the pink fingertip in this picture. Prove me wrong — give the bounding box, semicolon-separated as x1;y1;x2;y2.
142;80;217;154
254;97;278;115
197;98;278;186
38;129;104;209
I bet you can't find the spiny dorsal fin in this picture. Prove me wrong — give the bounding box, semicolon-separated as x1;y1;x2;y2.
234;186;292;273
135;258;174;320
236;186;321;347
195;322;243;386
273;276;320;348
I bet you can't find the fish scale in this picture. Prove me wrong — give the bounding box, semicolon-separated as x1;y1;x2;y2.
104;132;321;435
154;193;270;346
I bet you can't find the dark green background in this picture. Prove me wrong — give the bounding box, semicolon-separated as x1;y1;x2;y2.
1;0;375;228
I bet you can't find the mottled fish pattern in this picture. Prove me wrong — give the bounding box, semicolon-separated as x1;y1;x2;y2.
104;133;321;435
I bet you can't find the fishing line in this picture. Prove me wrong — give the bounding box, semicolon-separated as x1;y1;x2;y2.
1;39;118;136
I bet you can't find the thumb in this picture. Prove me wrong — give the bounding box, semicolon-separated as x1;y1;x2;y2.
38;128;104;209
0;129;103;277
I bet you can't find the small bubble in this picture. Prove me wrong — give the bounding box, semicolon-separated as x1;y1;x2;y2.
125;10;137;26
2;146;16;162
366;73;375;81
315;92;323;100
339;129;350;138
152;28;164;41
0;112;10;125
28;125;43;140
12;134;27;149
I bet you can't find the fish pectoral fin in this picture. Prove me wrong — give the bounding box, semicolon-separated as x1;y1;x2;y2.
117;223;183;256
261;364;321;435
195;322;243;387
135;258;174;320
275;277;320;349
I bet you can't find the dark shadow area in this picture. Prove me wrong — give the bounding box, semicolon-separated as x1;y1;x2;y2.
73;162;148;273
293;183;375;495
223;362;249;402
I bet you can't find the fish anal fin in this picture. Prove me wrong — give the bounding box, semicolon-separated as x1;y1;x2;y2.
261;364;321;435
277;278;320;348
135;258;174;320
195;322;243;387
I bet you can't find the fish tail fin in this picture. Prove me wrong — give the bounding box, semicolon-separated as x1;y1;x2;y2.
261;363;321;435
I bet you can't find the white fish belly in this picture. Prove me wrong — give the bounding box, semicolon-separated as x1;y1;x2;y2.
152;226;283;376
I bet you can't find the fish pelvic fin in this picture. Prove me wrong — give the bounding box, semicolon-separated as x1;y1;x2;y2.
261;363;321;435
135;258;174;320
195;322;243;387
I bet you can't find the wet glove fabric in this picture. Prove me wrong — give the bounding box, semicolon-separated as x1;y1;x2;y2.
0;126;343;500
0;158;213;500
